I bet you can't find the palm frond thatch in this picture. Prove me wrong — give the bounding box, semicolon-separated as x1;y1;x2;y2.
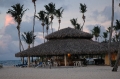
45;27;93;40
15;39;108;57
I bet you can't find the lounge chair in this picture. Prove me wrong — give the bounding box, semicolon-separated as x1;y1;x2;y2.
15;64;27;67
36;62;43;68
0;64;3;68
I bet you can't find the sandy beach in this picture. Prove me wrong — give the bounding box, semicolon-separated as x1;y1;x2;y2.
0;66;120;79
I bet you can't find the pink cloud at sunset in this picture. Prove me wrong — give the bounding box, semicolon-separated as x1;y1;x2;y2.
5;14;15;26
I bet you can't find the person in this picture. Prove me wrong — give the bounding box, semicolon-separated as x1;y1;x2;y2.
34;60;37;66
83;57;87;66
47;58;51;65
25;60;27;65
50;58;53;66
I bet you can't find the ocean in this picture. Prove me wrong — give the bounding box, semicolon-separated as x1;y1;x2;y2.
0;60;22;66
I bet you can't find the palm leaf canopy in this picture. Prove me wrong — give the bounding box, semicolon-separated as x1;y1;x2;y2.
36;10;46;22
103;32;108;38
22;31;36;45
7;3;28;23
91;26;101;37
70;18;78;29
44;2;55;15
80;3;87;13
45;16;50;25
114;20;120;31
55;7;64;19
32;0;37;3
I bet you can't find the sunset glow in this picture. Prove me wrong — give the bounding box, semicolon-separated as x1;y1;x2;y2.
5;14;15;26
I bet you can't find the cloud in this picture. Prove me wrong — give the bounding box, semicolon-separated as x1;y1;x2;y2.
0;0;27;8
90;5;120;24
0;14;58;60
5;14;15;26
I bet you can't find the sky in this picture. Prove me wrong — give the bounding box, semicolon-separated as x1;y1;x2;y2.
0;0;120;60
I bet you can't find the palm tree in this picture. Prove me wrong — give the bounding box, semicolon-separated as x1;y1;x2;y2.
108;0;114;67
22;31;36;67
44;2;56;33
91;26;101;41
114;20;120;34
70;18;78;29
106;27;111;33
45;16;50;36
32;0;37;47
76;23;81;30
102;32;108;42
36;10;46;43
7;3;28;52
112;20;120;71
79;3;87;31
55;7;64;30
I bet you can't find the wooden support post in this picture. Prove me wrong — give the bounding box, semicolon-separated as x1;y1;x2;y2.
64;54;67;66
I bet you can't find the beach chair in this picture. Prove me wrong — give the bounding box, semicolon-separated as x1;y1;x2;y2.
36;62;43;68
0;64;3;68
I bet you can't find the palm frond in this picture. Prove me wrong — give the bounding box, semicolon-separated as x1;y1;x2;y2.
80;3;87;13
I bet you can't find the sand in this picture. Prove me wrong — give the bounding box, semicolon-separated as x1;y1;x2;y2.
0;66;120;79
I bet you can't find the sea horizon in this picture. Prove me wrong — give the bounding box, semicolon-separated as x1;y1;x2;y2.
0;60;22;66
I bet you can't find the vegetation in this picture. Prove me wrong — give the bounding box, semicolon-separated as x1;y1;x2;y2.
55;7;64;30
44;2;56;33
32;0;37;47
7;3;28;52
91;26;101;41
79;3;87;30
36;11;46;43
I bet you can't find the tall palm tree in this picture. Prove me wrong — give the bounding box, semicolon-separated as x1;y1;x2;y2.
91;26;101;41
22;31;36;67
108;0;114;67
70;18;78;29
45;16;50;36
44;2;56;33
102;32;108;42
79;3;87;31
7;3;28;52
112;20;120;71
55;7;64;30
36;10;46;43
32;0;37;47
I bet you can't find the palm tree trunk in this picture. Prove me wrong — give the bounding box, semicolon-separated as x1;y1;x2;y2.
108;0;114;66
20;40;24;51
112;35;120;71
17;27;21;52
47;28;48;36
51;21;53;33
81;14;85;31
81;20;85;31
58;19;61;31
18;25;25;64
43;25;45;43
31;2;36;63
32;2;36;47
95;37;97;41
27;44;31;67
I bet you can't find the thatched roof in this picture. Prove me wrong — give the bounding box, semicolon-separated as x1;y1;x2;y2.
15;27;109;57
15;39;108;57
101;42;119;52
45;27;93;40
